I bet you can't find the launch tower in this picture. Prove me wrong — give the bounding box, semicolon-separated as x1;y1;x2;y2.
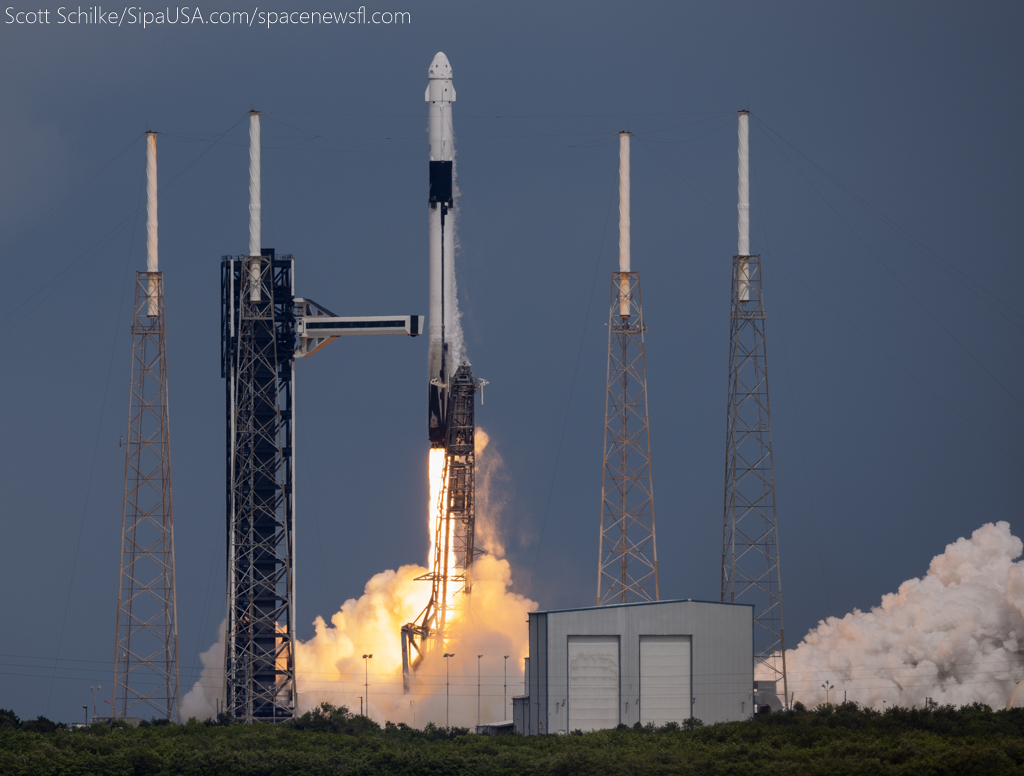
223;111;422;722
112;132;180;721
721;110;787;699
597;132;659;605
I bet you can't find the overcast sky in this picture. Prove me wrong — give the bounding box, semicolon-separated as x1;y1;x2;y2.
1;0;1021;722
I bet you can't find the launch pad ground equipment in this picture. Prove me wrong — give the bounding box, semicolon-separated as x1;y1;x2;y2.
221;110;421;724
222;253;421;722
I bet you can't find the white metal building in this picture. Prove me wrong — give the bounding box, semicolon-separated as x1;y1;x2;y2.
514;599;753;734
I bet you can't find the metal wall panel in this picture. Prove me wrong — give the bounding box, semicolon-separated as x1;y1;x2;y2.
567;636;619;733
640;635;691;726
535;599;753;733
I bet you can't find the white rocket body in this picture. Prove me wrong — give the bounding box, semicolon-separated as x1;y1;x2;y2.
426;52;456;445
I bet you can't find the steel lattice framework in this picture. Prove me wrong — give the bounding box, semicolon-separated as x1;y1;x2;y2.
598;272;658;605
221;252;297;723
722;253;788;696
402;364;477;690
113;271;180;721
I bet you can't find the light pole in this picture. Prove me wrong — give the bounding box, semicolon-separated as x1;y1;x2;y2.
362;654;373;718
90;685;101;720
477;655;483;727
410;700;415;728
821;681;834;705
503;655;509;719
443;653;455;728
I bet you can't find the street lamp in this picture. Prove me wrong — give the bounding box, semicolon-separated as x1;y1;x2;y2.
477;655;483;727
90;685;101;720
362;654;373;718
443;653;455;728
503;655;509;718
821;681;834;705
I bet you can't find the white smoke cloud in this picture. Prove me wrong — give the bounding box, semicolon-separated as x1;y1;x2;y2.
179;623;225;721
475;429;511;558
783;521;1024;709
179;428;537;726
180;557;536;726
297;554;535;727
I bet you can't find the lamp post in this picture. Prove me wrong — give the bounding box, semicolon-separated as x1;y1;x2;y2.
90;685;101;720
443;653;455;728
503;655;509;718
410;700;415;728
362;654;373;719
821;681;834;705
477;655;483;727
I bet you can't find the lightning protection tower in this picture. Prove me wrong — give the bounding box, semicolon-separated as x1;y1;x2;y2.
112;131;180;721
597;131;659;605
722;110;787;700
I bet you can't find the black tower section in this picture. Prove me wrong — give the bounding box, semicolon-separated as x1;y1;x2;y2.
221;249;297;722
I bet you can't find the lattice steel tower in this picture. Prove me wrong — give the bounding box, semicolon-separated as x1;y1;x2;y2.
112;132;180;721
722;111;787;699
597;132;659;605
221;112;297;722
223;111;423;721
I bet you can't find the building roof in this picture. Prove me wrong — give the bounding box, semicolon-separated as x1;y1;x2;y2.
532;597;754;615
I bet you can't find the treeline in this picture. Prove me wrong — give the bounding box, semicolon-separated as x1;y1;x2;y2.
0;701;1021;774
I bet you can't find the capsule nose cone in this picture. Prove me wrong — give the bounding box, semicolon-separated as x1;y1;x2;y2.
429;52;453;79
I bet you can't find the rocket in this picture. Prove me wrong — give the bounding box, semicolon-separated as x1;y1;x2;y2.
427;52;456;447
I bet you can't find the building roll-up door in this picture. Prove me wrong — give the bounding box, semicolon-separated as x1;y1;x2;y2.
640;635;692;726
567;636;619;732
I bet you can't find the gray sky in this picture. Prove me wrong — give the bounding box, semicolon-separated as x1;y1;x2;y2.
1;0;1021;722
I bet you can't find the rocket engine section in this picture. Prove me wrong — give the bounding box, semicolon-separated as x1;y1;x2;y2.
427;51;457;447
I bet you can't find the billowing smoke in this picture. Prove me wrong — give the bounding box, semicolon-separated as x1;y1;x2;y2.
783;521;1024;709
474;430;509;558
179;623;225;721
181;431;537;727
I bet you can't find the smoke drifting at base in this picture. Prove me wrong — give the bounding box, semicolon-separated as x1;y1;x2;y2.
181;431;536;727
782;521;1024;709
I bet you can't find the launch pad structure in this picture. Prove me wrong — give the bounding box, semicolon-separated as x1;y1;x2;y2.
221;111;422;723
112;132;180;722
721;111;788;701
